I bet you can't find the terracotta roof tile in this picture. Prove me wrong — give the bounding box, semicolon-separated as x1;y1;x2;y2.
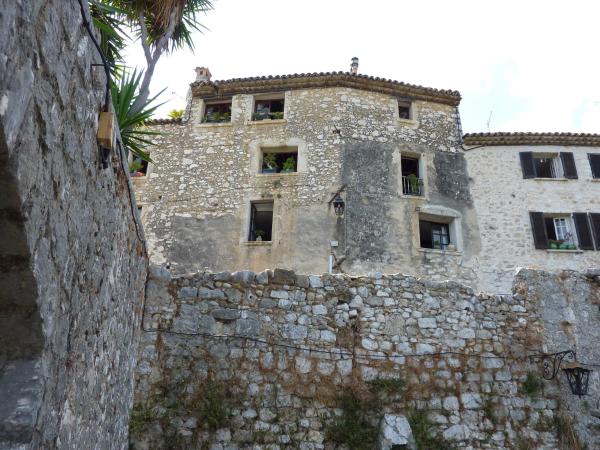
191;71;461;106
145;117;182;125
463;132;600;147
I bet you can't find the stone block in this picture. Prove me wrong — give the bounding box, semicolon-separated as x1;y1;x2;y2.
283;324;308;340
235;318;260;336
461;393;481;409
198;287;226;299
308;276;323;288
231;270;255;284
272;268;296;285
377;414;415;450
211;309;240;322
270;290;289;299
177;286;198;299
418;317;437;329
295;275;310;288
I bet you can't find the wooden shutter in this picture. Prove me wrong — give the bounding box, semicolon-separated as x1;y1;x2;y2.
573;213;594;250
520;152;535;178
589;213;600;250
529;212;548;249
560;153;578;179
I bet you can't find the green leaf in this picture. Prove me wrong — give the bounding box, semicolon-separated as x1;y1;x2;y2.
111;68;165;162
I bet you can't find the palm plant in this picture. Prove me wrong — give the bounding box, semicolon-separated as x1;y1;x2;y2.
111;69;164;162
94;0;213;114
167;109;185;119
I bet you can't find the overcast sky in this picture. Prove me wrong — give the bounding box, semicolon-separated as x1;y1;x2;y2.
124;0;600;133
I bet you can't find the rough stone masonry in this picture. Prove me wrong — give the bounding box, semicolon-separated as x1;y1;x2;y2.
133;267;600;449
0;1;147;449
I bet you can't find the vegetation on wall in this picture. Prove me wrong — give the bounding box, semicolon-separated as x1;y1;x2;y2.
520;371;544;398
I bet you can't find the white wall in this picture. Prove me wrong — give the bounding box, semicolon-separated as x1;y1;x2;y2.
466;145;600;292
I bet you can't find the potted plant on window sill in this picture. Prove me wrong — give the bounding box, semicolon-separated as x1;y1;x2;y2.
281;156;296;173
269;112;284;120
262;154;278;174
549;239;562;249
254;230;265;241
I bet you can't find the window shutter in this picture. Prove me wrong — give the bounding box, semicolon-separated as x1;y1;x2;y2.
573;213;594;250
520;152;535;178
529;212;548;249
560;152;578;179
589;213;600;250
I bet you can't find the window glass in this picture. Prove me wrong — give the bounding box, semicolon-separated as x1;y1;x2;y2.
249;202;273;241
204;102;232;123
590;154;600;178
419;220;450;250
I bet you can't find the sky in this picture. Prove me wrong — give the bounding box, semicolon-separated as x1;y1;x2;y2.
124;0;600;134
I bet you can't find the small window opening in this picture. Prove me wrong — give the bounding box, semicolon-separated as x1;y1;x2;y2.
203;101;232;123
253;98;285;121
261;146;298;174
544;215;577;249
401;156;421;195
533;155;562;178
589;154;600;179
130;157;148;177
249;201;273;241
420;219;450;250
398;100;412;120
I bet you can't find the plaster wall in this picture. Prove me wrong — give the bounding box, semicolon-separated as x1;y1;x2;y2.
465;145;600;293
135;87;480;286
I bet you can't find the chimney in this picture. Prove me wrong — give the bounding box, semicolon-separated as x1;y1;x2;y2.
194;67;212;82
350;57;359;75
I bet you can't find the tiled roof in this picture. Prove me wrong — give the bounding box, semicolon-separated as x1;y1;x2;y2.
463;132;600;147
190;71;461;106
145;117;182;125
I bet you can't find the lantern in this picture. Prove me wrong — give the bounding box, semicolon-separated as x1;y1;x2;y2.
562;362;592;397
332;194;345;217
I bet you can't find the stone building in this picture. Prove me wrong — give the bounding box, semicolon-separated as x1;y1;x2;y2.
135;63;600;293
464;132;600;292
135;64;482;287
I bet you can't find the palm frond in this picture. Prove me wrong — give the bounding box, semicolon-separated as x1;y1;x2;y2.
110;68;165;162
89;0;130;78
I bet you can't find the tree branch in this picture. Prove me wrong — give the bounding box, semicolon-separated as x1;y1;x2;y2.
137;10;152;66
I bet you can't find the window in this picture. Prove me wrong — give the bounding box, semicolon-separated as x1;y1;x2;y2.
520;152;578;179
419;219;450;250
530;212;597;250
398;100;412;120
130;157;148;177
401;156;422;196
253;97;285;121
261;146;298;174
249;201;273;241
203;101;232;123
589;154;600;179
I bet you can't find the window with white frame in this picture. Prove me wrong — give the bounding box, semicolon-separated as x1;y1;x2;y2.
544;215;577;249
520;152;578;179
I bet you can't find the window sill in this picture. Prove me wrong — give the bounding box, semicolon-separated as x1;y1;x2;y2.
246;119;287;126
397;118;418;127
198;122;233;128
400;193;426;200
546;249;584;253
590;178;600;182
533;177;570;181
243;241;273;247
418;248;462;256
256;172;299;177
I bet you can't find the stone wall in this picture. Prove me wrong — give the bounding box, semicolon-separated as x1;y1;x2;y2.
465;145;600;293
133;267;600;449
134;85;480;287
1;1;147;449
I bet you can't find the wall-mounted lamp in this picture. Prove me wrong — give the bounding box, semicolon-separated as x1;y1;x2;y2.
537;350;592;397
562;362;592;398
333;194;345;217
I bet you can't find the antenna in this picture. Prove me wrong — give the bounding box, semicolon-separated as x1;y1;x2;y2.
487;110;493;132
